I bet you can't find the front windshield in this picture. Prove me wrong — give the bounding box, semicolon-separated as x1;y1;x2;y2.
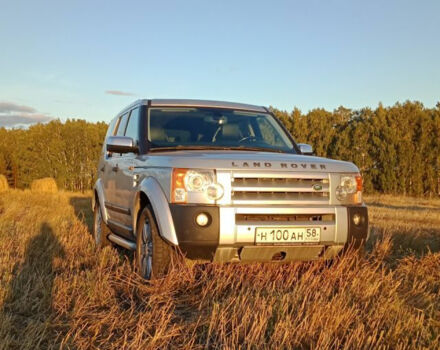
148;107;296;153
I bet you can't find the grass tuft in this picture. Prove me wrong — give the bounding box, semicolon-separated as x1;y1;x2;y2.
0;191;439;349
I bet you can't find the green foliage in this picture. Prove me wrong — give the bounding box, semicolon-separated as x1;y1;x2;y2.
0;119;107;192
271;101;440;196
1;100;439;196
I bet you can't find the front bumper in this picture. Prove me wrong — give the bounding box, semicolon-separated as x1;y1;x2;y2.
169;204;219;259
170;204;368;262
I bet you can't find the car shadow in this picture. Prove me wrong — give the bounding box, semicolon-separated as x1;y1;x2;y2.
69;196;134;262
1;222;65;346
69;196;93;233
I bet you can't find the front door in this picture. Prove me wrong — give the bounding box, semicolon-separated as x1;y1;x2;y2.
106;107;142;239
101;112;133;238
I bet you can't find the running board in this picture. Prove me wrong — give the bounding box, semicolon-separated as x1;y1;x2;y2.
108;234;136;250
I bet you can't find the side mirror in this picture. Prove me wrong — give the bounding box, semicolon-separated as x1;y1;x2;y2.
106;136;138;154
297;143;314;155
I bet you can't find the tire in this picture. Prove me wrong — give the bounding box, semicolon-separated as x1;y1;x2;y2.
136;205;176;280
93;200;111;248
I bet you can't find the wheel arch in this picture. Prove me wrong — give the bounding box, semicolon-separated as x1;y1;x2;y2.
132;177;178;246
93;179;109;223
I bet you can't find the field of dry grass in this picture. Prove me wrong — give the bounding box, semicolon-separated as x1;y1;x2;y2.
0;190;439;349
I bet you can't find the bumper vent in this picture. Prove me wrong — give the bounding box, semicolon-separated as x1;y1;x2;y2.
236;213;335;222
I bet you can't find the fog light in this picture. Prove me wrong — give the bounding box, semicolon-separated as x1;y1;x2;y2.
353;213;361;226
195;213;210;227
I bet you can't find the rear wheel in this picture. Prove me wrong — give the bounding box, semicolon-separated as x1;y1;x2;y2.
136;206;176;279
93;201;111;248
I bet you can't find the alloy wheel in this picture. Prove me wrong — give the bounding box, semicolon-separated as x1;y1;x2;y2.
140;219;153;279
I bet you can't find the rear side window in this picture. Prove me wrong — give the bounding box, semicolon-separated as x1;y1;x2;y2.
105;117;118;139
116;113;129;136
125;108;140;146
104;117;119;157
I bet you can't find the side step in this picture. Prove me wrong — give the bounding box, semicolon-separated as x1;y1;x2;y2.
108;234;136;250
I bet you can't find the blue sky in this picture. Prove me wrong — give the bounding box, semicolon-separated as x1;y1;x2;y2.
0;0;439;127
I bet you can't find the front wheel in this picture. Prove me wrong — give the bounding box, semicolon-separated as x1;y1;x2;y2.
136;206;177;279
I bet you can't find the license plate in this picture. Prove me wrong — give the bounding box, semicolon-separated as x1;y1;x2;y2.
255;227;321;244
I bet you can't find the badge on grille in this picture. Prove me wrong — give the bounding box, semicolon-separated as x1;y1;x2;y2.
313;184;323;191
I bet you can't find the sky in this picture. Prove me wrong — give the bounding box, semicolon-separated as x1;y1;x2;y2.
0;0;439;127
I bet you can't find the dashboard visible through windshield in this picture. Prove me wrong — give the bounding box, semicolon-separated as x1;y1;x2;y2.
148;107;296;153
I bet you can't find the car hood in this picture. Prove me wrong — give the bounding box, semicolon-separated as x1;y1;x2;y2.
138;150;359;173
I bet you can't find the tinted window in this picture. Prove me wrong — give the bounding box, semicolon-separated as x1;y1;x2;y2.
255;116;288;148
104;117;119;157
116;113;129;136
106;117;118;139
148;108;295;153
125;108;140;146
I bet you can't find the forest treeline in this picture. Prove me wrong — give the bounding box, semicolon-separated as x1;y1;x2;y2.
272;101;440;196
0;101;439;195
0;120;107;192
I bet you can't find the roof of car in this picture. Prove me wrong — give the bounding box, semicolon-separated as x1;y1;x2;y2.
117;99;268;116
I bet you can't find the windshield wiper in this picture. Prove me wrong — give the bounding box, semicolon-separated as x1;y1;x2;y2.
149;145;288;154
149;145;217;152
223;146;286;153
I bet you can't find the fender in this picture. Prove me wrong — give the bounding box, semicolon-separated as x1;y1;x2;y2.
93;179;109;223
133;177;178;246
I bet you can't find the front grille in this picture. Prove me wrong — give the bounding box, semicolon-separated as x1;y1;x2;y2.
231;173;330;205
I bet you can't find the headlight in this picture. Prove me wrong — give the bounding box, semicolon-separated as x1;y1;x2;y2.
335;174;363;204
171;168;224;203
184;170;213;191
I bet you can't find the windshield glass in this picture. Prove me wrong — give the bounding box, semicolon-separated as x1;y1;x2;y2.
148;107;296;153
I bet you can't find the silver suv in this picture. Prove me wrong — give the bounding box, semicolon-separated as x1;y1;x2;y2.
93;99;368;279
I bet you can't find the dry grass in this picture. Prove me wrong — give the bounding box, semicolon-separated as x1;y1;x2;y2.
30;178;58;193
0;175;8;192
0;190;439;349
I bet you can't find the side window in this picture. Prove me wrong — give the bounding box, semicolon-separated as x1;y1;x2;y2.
125;108;140;146
116;113;129;136
111;113;129;158
103;117;118;157
105;117;118;139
